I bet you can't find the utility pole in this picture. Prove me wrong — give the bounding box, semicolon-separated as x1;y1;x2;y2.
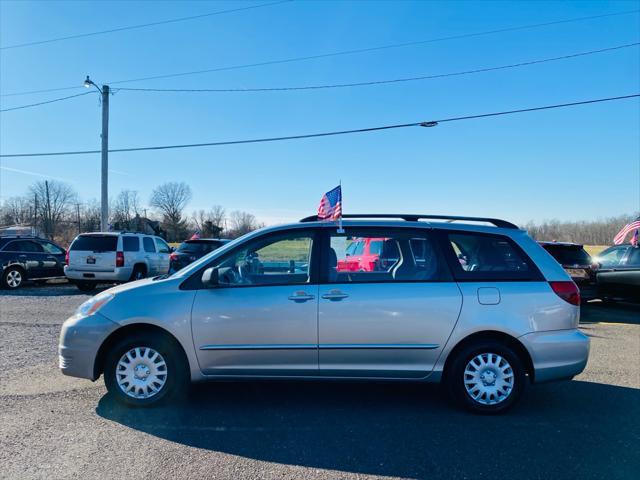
101;85;109;232
76;203;81;234
84;76;109;232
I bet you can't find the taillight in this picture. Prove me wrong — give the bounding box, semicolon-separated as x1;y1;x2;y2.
549;281;580;306
170;252;178;262
116;251;125;268
65;250;69;265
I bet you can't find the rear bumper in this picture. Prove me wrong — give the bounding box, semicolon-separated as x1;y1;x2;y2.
64;266;132;282
519;329;590;383
58;312;119;380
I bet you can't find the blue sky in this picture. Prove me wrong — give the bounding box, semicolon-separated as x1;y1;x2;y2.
1;0;639;225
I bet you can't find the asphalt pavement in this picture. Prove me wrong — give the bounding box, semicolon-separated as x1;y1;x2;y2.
0;283;638;479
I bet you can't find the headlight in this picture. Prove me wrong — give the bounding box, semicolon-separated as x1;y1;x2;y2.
76;292;114;317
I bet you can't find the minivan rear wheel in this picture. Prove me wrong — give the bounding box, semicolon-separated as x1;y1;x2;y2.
446;340;526;414
104;332;188;407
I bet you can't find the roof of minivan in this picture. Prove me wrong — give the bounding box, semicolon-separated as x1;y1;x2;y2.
255;219;525;237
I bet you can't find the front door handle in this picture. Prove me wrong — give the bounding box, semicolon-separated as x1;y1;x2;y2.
288;291;316;302
321;290;349;301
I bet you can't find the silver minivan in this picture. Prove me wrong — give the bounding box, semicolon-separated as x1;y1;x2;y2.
59;215;589;413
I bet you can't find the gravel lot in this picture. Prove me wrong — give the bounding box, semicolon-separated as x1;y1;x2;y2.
1;282;638;479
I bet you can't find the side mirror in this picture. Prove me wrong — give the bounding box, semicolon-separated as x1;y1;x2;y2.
169;246;175;253
201;267;219;288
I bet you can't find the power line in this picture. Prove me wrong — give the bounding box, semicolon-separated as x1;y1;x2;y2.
0;0;293;50
3;8;638;98
1;94;637;158
116;42;640;93
0;91;95;112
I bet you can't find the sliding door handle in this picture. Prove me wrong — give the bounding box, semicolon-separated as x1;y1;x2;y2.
321;290;349;301
288;291;315;302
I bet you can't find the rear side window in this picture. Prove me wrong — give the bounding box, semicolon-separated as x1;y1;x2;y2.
445;232;541;281
122;236;139;252
4;240;44;253
328;229;450;283
70;235;117;252
143;237;156;253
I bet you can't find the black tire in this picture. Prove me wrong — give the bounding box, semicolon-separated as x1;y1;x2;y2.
445;340;526;414
75;281;97;292
2;266;26;289
103;332;189;407
129;264;147;282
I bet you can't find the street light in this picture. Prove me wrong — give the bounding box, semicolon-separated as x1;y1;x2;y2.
84;76;110;232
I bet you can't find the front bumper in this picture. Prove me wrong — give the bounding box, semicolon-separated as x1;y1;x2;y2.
65;266;132;282
519;329;590;383
58;312;120;380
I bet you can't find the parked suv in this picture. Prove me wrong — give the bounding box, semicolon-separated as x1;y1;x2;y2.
64;232;171;291
169;238;230;272
539;242;597;300
59;214;589;413
0;236;66;289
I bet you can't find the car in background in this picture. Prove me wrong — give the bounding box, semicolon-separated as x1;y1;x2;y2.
593;244;640;302
539;242;597;300
169;238;230;272
337;237;399;272
64;232;171;291
0;236;67;289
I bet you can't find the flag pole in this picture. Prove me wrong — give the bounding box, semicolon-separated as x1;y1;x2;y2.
337;180;344;233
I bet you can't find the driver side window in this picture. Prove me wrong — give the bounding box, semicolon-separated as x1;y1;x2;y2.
212;232;314;287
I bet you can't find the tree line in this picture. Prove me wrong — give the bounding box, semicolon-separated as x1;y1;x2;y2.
523;214;638;245
0;180;263;245
1;179;636;246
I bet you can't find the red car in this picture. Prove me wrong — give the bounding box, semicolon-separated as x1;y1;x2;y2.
337;237;399;272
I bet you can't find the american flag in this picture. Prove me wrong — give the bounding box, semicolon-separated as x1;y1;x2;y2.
317;185;342;221
190;230;201;240
613;217;640;245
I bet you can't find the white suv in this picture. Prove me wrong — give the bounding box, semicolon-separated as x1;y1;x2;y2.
64;232;171;291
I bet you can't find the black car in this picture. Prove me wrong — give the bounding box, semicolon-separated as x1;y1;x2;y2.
594;244;640;302
0;236;67;289
169;238;230;272
539;241;597;299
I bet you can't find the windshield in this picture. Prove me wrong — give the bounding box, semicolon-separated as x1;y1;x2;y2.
70;235;118;252
543;245;591;265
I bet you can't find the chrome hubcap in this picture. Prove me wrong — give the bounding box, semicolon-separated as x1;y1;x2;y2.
464;353;514;405
6;270;22;288
116;347;167;399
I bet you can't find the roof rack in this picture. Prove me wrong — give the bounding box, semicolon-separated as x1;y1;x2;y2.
299;214;518;229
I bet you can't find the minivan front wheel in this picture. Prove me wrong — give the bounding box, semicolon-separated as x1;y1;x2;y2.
104;333;188;407
446;341;525;414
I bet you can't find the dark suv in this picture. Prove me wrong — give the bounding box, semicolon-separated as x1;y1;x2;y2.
539;242;596;299
169;238;230;272
0;236;67;289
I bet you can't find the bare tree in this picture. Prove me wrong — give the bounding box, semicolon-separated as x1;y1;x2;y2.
192;205;226;237
227;210;263;238
111;190;141;229
1;196;32;226
29;180;76;239
150;182;192;241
